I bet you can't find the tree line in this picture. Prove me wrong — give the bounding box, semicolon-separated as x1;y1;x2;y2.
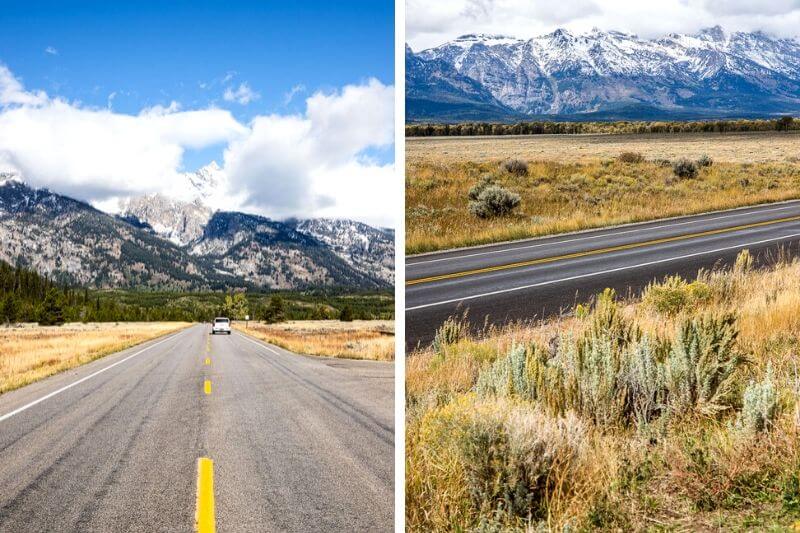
406;116;799;137
0;260;392;326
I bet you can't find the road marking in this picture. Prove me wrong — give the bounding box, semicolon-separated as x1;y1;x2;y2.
406;232;800;311
204;380;212;395
0;328;189;424
407;203;800;266
204;357;211;366
195;457;215;533
407;214;800;286
234;332;282;355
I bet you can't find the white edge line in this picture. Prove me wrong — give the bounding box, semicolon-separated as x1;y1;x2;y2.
234;331;281;355
407;203;800;267
0;326;191;423
406;233;800;311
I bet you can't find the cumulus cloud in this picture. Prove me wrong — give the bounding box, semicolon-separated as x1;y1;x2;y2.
406;0;800;49
223;78;395;226
0;64;396;227
223;82;259;105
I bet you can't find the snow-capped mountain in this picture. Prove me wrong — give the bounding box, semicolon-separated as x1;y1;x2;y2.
292;219;394;284
121;194;212;246
0;176;393;291
407;26;800;120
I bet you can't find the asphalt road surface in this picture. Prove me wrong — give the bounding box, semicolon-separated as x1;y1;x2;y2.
0;325;394;532
407;200;800;350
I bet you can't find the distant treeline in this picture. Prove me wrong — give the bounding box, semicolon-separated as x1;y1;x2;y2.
0;260;394;326
406;116;799;137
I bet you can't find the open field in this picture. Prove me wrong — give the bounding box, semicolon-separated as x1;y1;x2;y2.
234;320;395;361
406;252;800;530
407;131;800;253
0;322;190;394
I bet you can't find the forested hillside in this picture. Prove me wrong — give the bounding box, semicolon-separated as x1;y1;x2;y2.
0;260;393;325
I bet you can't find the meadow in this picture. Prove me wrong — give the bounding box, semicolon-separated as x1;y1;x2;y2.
406;251;800;530
406;131;800;253
0;322;190;394
234;319;395;361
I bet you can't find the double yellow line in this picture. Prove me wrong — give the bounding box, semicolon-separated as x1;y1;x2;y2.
197;343;215;532
406;214;800;286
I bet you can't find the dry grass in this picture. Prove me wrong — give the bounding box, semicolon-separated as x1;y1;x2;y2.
234;320;395;361
407;132;800;253
406;256;800;531
0;322;191;394
407;131;800;165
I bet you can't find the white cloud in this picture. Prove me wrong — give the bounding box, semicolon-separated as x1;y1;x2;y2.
283;84;306;105
223;78;396;227
44;46;58;56
223;82;259;105
0;64;396;227
406;0;800;49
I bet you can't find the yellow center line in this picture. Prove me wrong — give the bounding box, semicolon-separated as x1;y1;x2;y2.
406;214;800;286
195;457;215;533
204;357;211;366
204;380;212;395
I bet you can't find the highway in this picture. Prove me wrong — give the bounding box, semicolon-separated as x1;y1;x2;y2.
406;200;800;350
0;325;393;532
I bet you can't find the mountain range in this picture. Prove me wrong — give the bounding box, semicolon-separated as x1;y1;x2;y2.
0;171;393;291
406;26;800;122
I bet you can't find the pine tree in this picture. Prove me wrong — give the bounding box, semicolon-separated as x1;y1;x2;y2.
339;304;354;322
39;288;65;326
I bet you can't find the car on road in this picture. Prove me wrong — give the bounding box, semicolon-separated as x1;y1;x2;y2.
211;317;231;335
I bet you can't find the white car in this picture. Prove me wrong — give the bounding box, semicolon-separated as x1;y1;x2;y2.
211;317;231;335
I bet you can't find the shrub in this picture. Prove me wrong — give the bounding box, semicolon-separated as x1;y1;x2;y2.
468;174;495;201
617;151;644;163
672;158;699;179
697;154;713;167
469;184;521;218
458;399;587;524
476;343;531;397
501;159;528;176
432;315;467;354
737;364;778;433
642;275;712;315
665;314;744;418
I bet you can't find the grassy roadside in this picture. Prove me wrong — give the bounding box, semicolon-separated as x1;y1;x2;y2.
406;251;800;530
0;322;191;394
406;133;800;254
233;320;395;361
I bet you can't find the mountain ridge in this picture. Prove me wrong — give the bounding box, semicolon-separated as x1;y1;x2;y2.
406;26;800;121
0;174;393;291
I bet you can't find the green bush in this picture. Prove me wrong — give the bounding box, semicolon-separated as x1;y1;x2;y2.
673;158;699;179
697;154;713;167
665;314;744;418
642;275;712;315
468;174;495;201
737;364;778;433
469;184;521;219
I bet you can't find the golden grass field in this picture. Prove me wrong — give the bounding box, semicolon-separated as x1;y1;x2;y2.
0;322;190;394
234;320;395;361
406;131;800;253
406;253;800;531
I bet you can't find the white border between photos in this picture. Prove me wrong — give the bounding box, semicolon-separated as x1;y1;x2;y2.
394;0;406;530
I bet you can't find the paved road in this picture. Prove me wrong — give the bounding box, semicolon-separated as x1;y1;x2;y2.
407;200;800;349
0;325;394;532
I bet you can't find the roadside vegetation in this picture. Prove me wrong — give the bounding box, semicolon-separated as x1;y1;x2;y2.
407;138;800;253
0;322;190;394
406;250;800;530
235;320;395;361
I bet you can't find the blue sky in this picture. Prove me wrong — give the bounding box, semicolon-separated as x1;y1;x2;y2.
0;0;394;170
